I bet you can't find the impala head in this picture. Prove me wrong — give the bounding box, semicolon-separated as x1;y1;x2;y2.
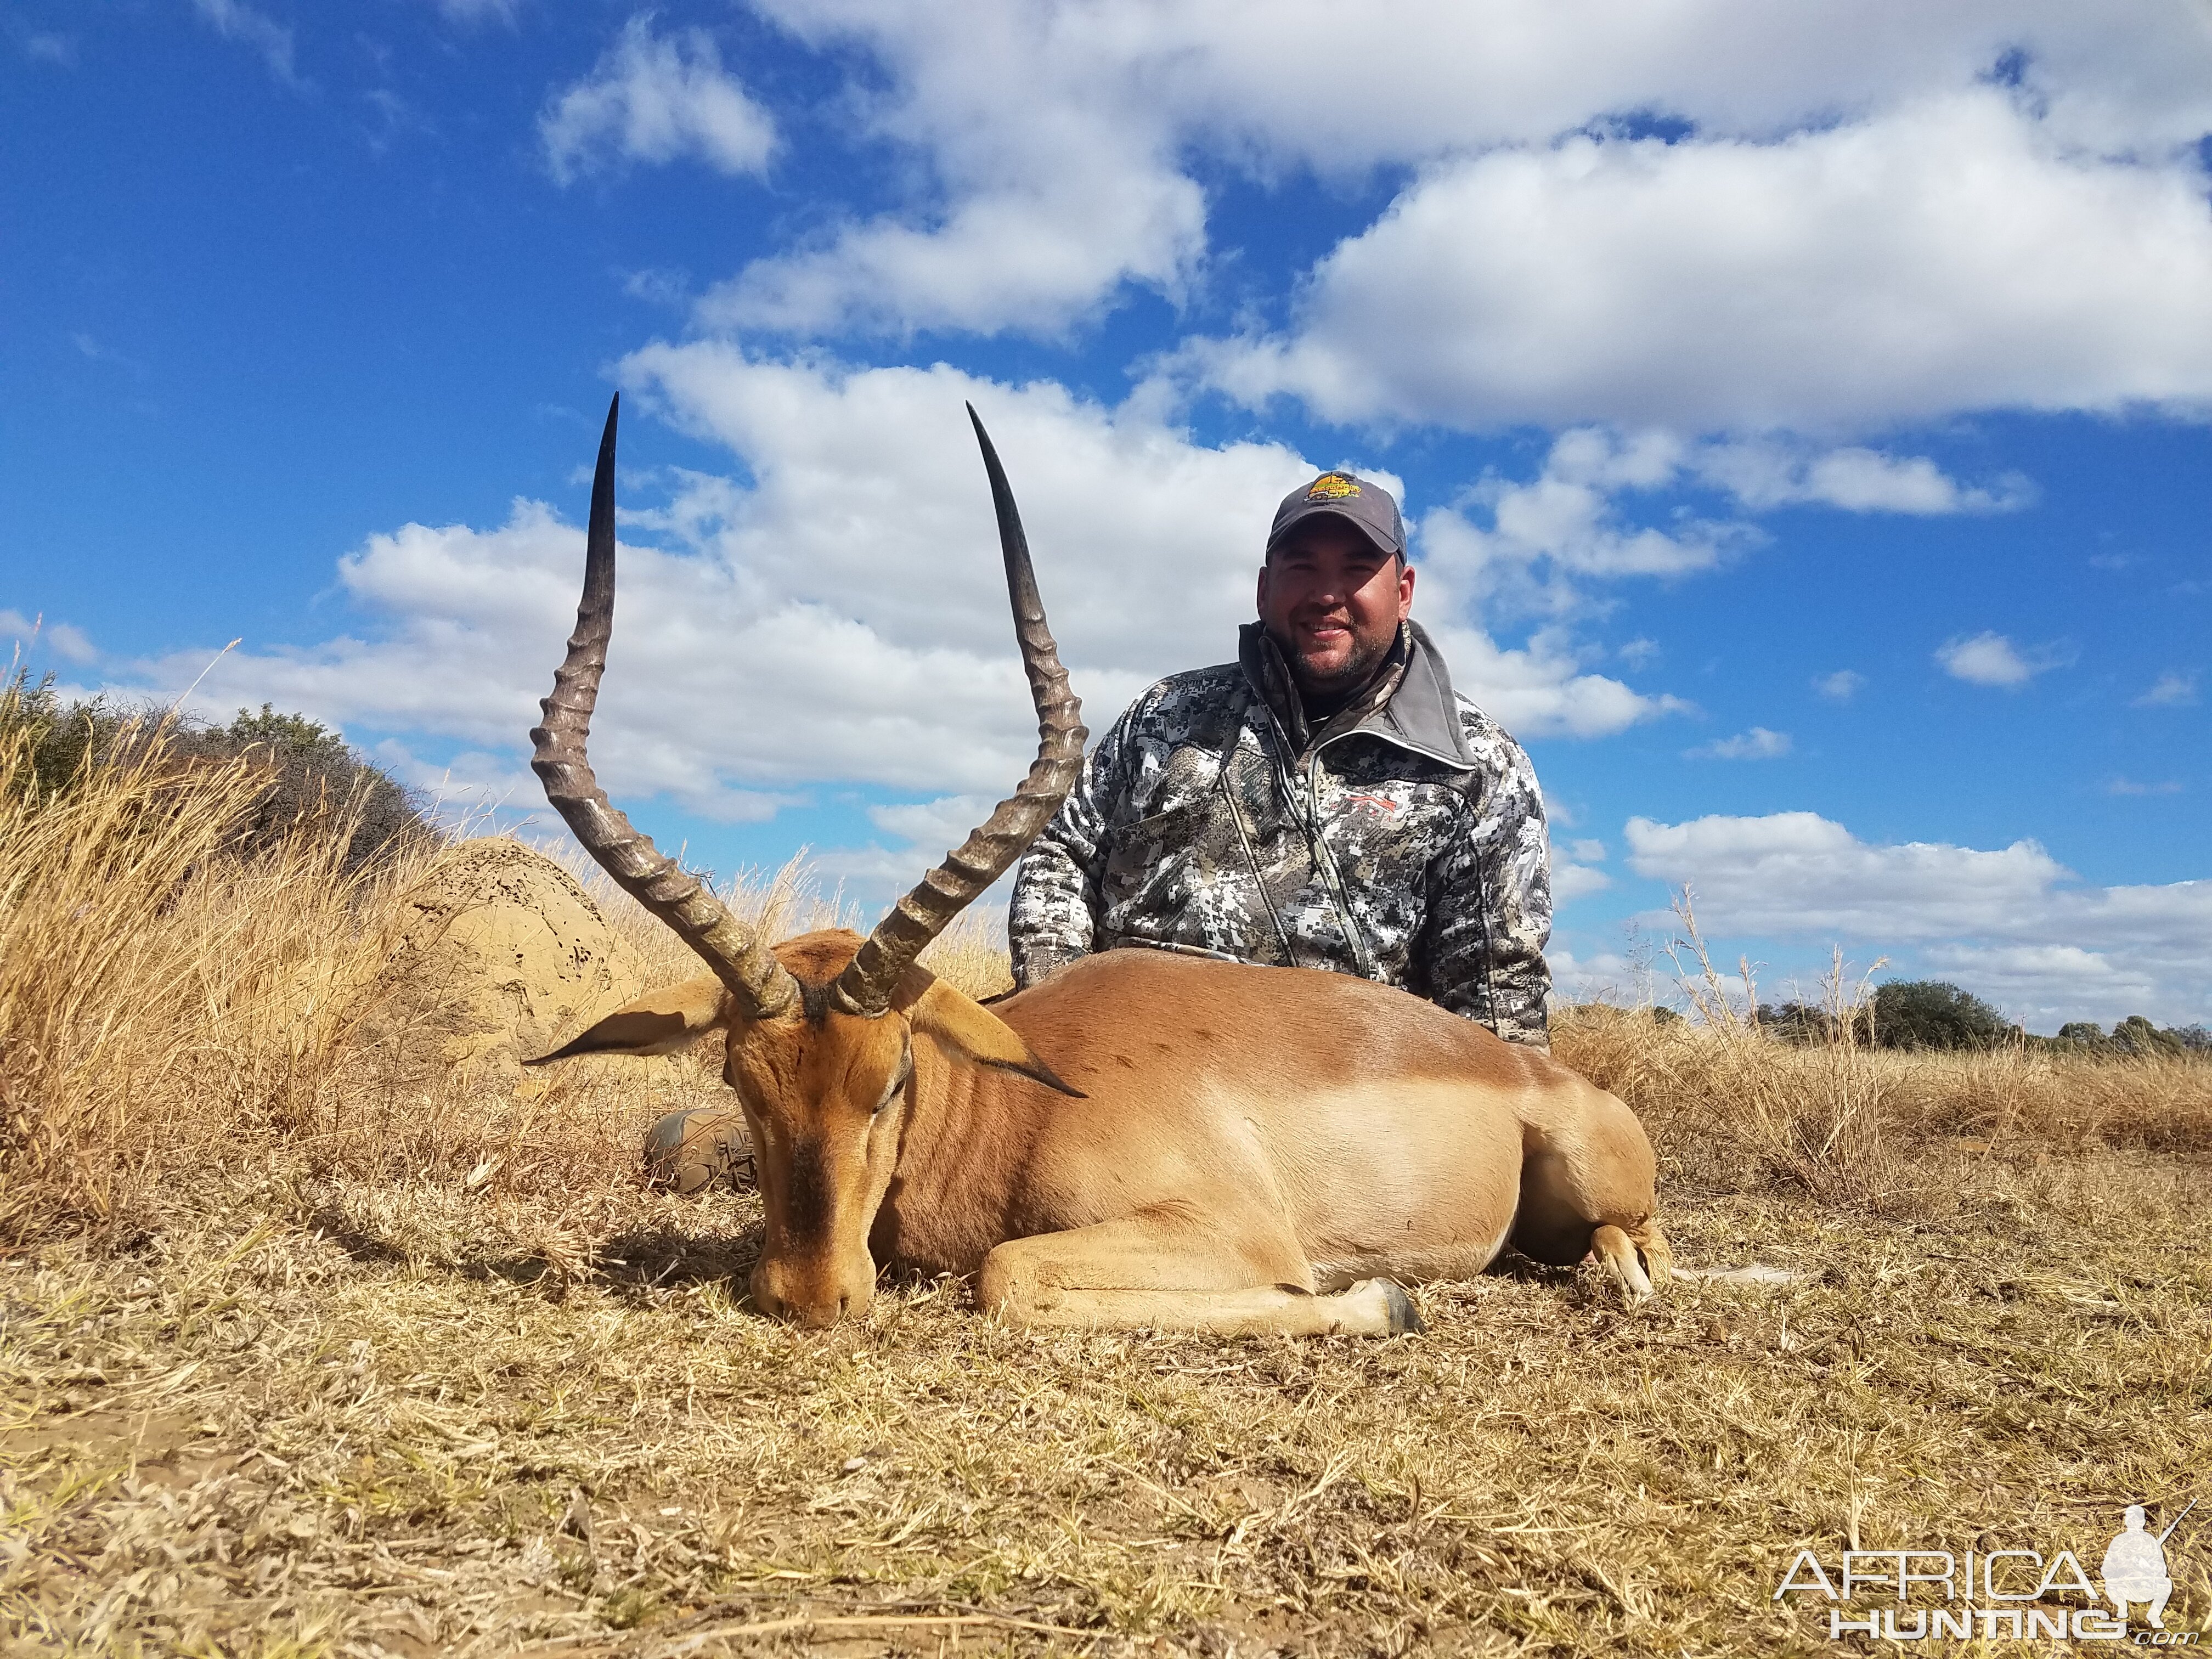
527;397;1085;1327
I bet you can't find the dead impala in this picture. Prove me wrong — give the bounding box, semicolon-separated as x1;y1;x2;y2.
529;397;1669;1334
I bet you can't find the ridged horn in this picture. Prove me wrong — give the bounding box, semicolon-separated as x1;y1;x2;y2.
531;394;800;1021
831;405;1087;1017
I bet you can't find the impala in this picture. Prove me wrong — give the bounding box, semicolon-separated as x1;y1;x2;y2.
530;397;1669;1334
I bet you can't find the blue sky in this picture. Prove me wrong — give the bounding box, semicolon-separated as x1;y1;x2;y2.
4;1;2209;1030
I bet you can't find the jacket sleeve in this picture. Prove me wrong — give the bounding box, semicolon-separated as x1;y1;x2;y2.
1420;726;1554;1047
1008;709;1127;988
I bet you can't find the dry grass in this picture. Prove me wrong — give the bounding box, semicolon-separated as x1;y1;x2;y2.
4;733;2209;1656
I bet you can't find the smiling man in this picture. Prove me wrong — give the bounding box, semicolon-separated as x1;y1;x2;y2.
1009;471;1555;1047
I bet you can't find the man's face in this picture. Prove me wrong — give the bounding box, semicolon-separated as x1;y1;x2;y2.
1256;520;1415;698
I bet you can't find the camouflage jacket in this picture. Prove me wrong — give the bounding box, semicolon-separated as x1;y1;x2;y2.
1008;620;1554;1046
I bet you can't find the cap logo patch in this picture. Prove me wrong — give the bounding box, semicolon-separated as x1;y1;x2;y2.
1305;473;1361;501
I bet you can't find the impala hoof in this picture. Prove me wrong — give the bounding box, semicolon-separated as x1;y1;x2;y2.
1380;1279;1425;1336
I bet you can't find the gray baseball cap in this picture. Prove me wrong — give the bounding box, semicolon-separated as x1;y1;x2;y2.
1267;470;1404;558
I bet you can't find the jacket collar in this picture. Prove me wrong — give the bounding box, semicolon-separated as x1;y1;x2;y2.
1238;619;1475;770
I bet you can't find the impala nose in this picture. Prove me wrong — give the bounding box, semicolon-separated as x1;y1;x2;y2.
751;1256;874;1327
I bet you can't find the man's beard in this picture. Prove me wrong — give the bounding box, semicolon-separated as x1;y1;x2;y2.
1268;617;1396;708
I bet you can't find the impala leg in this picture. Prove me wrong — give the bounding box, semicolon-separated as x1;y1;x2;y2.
977;1212;1423;1337
1511;1086;1671;1300
1590;1221;1673;1298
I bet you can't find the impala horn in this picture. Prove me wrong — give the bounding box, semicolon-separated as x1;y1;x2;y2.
830;405;1086;1018
531;394;802;1020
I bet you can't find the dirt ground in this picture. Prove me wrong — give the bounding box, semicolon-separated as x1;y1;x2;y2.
5;1130;2207;1657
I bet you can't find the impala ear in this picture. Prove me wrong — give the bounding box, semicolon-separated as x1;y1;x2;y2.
526;974;730;1064
897;973;1085;1098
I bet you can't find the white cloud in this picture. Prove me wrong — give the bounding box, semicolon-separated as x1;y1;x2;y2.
2106;777;2184;798
540;18;775;185
1414;429;1760;622
700;154;1204;340
1546;944;1652;1006
44;623;95;664
2133;670;2199;708
1685;727;1791;760
369;740;544;836
1187;90;2212;431
1916;944;2161;1025
190;0;302;89
822;793;1035;905
1;610;95;664
1408;426;2016;625
1424;623;1686;740
724;1;2212;347
1936;630;2074;689
1623;810;2212;1026
867;794;997;856
623;344;1684;740
87;356;1683;842
1813;669;1864;702
1695;442;2033;514
1627;812;2067;939
1554;860;1613;903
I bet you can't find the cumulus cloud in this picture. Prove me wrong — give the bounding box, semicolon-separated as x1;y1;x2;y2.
817;793;1037;905
1426;624;1687;740
190;0;302;89
87;356;1684;851
1554;867;1612;904
701;153;1204;340
1;609;96;664
1936;630;2074;689
1695;442;2033;514
1415;430;1759;621
1813;670;1865;701
540;18;775;184
623;345;1686;740
1408;426;2021;624
127;496;1041;814
725;0;2212;349
368;739;545;835
1624;810;2212;1026
1189;89;2212;431
2132;670;2199;707
1685;727;1791;760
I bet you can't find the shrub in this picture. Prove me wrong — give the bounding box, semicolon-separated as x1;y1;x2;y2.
0;672;428;873
1870;979;2013;1051
173;703;428;872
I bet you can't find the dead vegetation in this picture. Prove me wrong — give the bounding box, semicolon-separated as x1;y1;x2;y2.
3;718;2209;1656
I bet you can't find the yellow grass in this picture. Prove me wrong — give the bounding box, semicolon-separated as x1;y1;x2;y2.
4;730;2209;1655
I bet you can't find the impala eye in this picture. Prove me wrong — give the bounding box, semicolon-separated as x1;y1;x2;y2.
876;1046;912;1115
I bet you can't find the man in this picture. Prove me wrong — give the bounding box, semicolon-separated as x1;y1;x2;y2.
1008;469;1553;1047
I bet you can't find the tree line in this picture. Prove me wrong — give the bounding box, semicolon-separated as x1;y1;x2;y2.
1757;979;2209;1055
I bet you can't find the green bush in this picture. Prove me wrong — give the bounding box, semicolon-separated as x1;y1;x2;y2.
1870;980;2015;1051
1;671;428;873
